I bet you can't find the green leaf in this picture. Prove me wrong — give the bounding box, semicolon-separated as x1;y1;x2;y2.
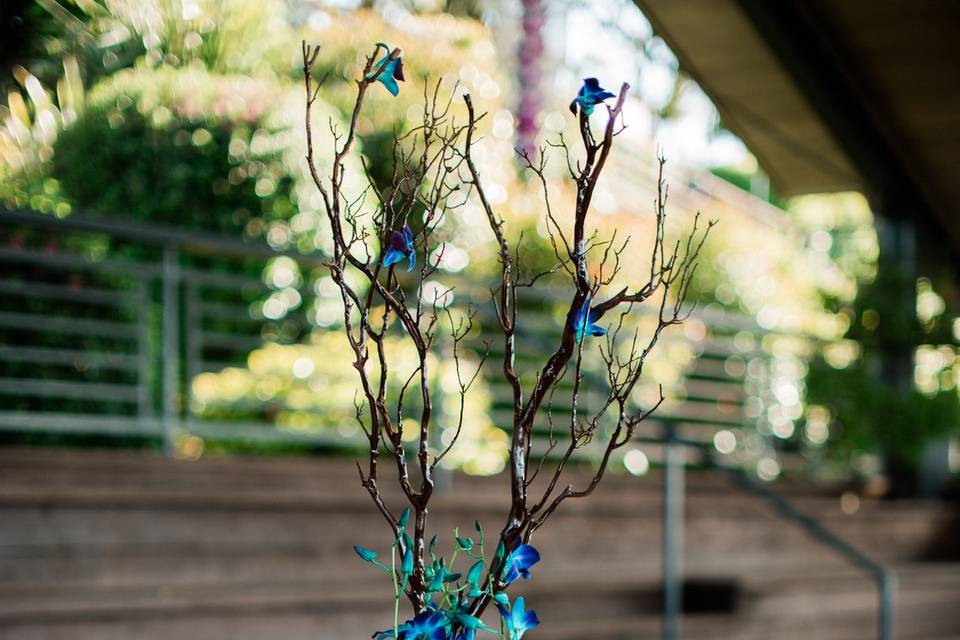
466;560;483;586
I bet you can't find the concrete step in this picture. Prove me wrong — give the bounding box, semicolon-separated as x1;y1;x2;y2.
0;483;946;589
1;565;958;639
2;447;959;639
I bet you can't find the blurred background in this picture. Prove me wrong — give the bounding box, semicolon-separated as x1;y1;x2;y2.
0;0;958;638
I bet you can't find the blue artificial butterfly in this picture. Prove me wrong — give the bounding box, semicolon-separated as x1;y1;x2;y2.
367;42;405;97
570;297;608;343
569;78;616;116
383;225;416;272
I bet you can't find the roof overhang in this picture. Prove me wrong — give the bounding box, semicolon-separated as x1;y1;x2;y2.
635;0;960;251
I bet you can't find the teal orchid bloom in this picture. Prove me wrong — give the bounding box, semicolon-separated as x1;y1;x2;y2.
376;608;447;640
353;545;378;562
450;611;494;635
366;527;542;638
569;77;615;116
353;544;391;573
383;225;416;271
570;298;608;343
398;507;411;529
367;43;405;96
502;544;540;584
496;596;540;640
401;547;415;578
425;559;460;593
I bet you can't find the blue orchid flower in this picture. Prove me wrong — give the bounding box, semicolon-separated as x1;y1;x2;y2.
569;77;616;116
496;596;540;640
376;608;447;640
383;225;415;271
570;297;608;343
502;544;540;584
367;43;405;96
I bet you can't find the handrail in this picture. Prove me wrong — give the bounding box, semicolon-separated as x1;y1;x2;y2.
0;208;331;450
715;458;895;640
0;208;329;267
635;433;895;640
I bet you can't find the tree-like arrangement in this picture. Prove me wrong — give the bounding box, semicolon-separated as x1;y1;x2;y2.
301;41;711;639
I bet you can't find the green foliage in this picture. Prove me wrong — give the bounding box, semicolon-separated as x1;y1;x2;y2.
806;264;960;467
710;165;788;209
807;360;959;465
51;67;294;233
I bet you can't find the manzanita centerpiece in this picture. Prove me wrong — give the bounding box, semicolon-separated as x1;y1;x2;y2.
301;42;711;638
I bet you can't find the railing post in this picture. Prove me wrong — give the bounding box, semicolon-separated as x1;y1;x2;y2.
662;427;684;640
161;244;180;454
879;570;895;640
718;458;896;640
136;281;152;426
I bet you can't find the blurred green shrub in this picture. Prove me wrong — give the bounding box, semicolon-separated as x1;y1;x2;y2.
807;262;960;469
51;67;292;234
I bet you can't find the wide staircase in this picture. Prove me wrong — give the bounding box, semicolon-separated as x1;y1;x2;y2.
1;447;958;639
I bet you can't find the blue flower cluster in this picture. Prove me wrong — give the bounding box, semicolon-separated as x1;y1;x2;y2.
355;514;541;639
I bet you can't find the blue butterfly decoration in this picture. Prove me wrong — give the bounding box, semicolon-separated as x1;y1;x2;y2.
368;42;405;96
569;78;616;116
570;298;608;343
383;225;416;272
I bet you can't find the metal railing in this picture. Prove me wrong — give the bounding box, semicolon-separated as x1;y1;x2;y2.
644;432;895;640
0;208;330;449
0;208;787;467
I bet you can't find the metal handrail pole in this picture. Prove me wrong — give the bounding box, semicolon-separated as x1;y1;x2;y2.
662;427;684;640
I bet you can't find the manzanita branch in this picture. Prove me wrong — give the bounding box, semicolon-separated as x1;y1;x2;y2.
304;43;712;632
